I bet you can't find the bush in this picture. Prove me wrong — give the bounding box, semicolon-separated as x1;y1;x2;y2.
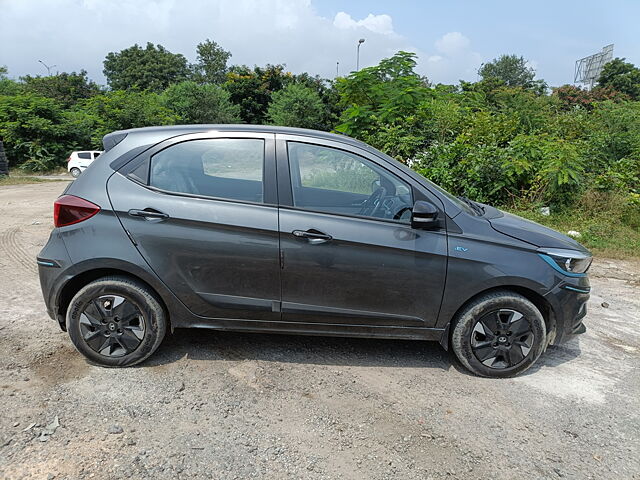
336;52;640;214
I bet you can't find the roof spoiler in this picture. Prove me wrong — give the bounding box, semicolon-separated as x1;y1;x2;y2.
102;131;128;152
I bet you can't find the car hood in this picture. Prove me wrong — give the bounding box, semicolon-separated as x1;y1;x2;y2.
486;209;589;253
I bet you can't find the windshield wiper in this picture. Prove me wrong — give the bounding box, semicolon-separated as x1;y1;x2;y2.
458;196;485;215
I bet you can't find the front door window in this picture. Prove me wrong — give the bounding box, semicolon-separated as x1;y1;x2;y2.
287;142;413;223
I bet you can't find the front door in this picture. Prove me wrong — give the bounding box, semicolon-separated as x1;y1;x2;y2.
108;133;281;321
276;137;448;331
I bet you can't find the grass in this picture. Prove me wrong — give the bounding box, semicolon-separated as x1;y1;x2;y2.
0;175;68;186
509;192;640;259
13;166;69;176
0;167;71;187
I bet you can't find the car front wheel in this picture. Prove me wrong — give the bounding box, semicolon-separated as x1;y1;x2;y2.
451;291;547;378
66;276;167;367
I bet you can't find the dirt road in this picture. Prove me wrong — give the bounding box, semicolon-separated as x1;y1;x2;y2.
0;182;638;480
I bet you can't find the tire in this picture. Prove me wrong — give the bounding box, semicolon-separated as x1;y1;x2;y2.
66;276;167;367
451;291;546;378
69;167;81;178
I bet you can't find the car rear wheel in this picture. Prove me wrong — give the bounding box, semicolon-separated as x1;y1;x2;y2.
66;276;166;367
69;167;81;178
451;291;546;378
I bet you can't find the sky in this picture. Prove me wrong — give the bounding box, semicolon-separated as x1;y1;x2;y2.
0;0;638;87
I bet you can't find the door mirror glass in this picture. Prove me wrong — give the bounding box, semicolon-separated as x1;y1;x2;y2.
411;200;438;229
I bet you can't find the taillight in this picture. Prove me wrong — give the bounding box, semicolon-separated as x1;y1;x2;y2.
66;157;71;163
53;195;100;227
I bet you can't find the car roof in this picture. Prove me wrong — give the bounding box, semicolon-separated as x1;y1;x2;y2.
102;124;368;152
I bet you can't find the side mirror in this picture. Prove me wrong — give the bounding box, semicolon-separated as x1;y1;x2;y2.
411;200;439;229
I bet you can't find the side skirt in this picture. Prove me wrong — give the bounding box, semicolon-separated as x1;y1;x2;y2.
173;317;445;341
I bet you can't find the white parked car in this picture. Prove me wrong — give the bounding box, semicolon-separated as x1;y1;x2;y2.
67;151;102;178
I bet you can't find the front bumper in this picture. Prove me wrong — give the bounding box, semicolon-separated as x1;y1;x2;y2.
544;275;590;344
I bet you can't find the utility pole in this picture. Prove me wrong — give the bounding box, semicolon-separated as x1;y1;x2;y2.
336;61;339;78
356;38;365;71
38;60;56;76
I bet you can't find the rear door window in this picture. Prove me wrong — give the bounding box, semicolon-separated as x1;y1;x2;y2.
149;138;265;203
77;152;91;159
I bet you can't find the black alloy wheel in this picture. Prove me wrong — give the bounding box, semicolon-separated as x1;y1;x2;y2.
79;295;146;357
450;290;546;378
66;276;167;367
470;309;534;369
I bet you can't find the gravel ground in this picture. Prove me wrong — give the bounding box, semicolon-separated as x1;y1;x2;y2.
0;181;638;480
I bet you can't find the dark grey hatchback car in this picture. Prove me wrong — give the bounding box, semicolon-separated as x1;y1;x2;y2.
38;125;592;377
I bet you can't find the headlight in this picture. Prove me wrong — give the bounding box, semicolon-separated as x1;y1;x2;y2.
538;249;592;275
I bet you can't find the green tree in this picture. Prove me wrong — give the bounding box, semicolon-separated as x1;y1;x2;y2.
224;64;289;124
74;90;178;146
335;51;431;161
479;55;546;93
336;51;429;136
103;42;190;92
20;70;100;107
552;84;628;110
162;81;241;124
597;58;640;100
0;93;74;169
192;39;231;84
267;83;325;129
0;66;20;96
288;73;341;130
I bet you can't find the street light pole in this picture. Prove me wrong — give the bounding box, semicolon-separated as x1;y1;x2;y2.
336;61;339;78
38;60;56;76
356;38;365;71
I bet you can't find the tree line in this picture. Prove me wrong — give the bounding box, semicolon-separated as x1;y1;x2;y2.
0;41;638;227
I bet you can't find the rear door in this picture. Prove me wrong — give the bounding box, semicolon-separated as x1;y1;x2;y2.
107;132;281;321
275;134;448;331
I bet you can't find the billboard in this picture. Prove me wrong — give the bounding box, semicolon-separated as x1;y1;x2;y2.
574;44;614;89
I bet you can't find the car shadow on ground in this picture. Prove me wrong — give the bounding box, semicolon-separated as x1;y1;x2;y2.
142;328;583;375
144;328;455;371
446;338;583;378
523;340;582;375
